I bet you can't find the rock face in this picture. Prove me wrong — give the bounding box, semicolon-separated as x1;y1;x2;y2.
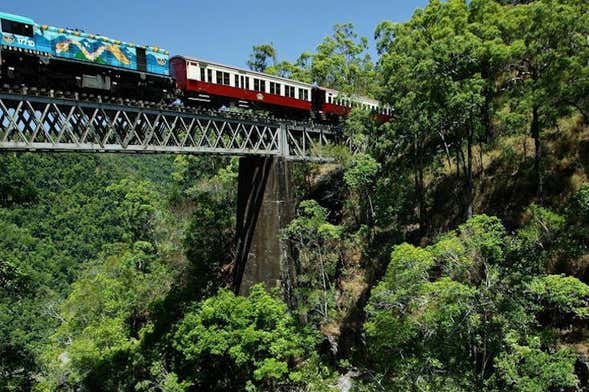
234;157;295;299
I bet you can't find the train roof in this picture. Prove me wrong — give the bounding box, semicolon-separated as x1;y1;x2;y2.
173;55;387;106
38;25;169;55
322;87;381;106
173;55;315;88
0;12;35;25
0;11;168;54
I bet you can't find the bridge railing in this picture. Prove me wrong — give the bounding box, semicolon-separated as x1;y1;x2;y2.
0;92;341;161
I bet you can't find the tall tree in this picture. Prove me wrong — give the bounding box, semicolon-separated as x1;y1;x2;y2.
311;23;376;95
376;0;490;222
247;43;277;72
506;0;585;201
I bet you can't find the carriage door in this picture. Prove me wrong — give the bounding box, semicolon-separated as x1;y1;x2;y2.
311;87;325;112
136;47;147;72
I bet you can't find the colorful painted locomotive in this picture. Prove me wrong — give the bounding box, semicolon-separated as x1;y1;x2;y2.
0;11;391;122
0;12;172;98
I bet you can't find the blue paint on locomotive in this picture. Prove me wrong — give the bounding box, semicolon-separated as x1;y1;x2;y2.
0;12;169;77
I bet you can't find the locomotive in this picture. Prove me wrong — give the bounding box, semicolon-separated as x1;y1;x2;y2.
0;11;392;122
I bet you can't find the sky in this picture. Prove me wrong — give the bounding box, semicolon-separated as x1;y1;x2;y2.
3;0;429;67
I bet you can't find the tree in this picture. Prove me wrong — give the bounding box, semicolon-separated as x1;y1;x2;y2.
283;200;343;326
506;0;585;201
492;334;578;391
37;243;173;391
376;0;519;221
106;179;159;243
247;44;277;72
310;23;376;95
364;214;587;390
172;285;317;391
0;153;37;207
343;153;381;225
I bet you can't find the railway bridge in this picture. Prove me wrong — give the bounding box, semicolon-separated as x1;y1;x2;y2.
0;91;346;295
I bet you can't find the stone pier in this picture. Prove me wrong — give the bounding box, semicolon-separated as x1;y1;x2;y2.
233;156;295;297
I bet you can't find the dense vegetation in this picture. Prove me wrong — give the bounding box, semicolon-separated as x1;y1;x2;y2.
1;0;588;391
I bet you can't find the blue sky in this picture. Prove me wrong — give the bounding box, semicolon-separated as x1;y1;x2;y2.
4;0;428;67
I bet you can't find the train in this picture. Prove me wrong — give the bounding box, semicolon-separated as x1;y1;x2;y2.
0;11;392;123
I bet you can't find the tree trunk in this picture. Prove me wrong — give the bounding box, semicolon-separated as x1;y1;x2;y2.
479;142;485;195
531;105;543;204
456;140;461;183
414;134;426;235
481;60;494;143
466;127;474;220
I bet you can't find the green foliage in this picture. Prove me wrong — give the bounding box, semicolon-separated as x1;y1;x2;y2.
509;204;566;276
0;154;175;391
247;43;277;72
283;200;344;325
135;362;191;392
173;285;317;391
492;335;578;391
343;153;381;226
106;179;159;243
570;185;589;224
527;275;589;320
3;1;589;391
0;221;62;391
364;214;585;391
38;243;173;390
344;153;380;192
310;23;376;94
252;23;377;96
0;153;37;207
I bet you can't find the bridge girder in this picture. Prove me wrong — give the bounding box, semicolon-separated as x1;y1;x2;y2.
0;93;339;161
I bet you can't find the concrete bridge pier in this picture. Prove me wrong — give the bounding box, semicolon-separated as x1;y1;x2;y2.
233;156;296;299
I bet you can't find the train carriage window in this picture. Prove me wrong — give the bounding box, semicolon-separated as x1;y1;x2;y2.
235;75;240;88
260;80;266;92
223;72;230;86
200;68;206;82
254;79;260;91
270;82;281;95
207;69;212;83
1;19;33;37
245;77;250;90
216;71;222;84
285;86;295;98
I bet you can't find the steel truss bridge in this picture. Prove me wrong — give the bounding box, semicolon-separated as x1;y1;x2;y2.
0;92;343;161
